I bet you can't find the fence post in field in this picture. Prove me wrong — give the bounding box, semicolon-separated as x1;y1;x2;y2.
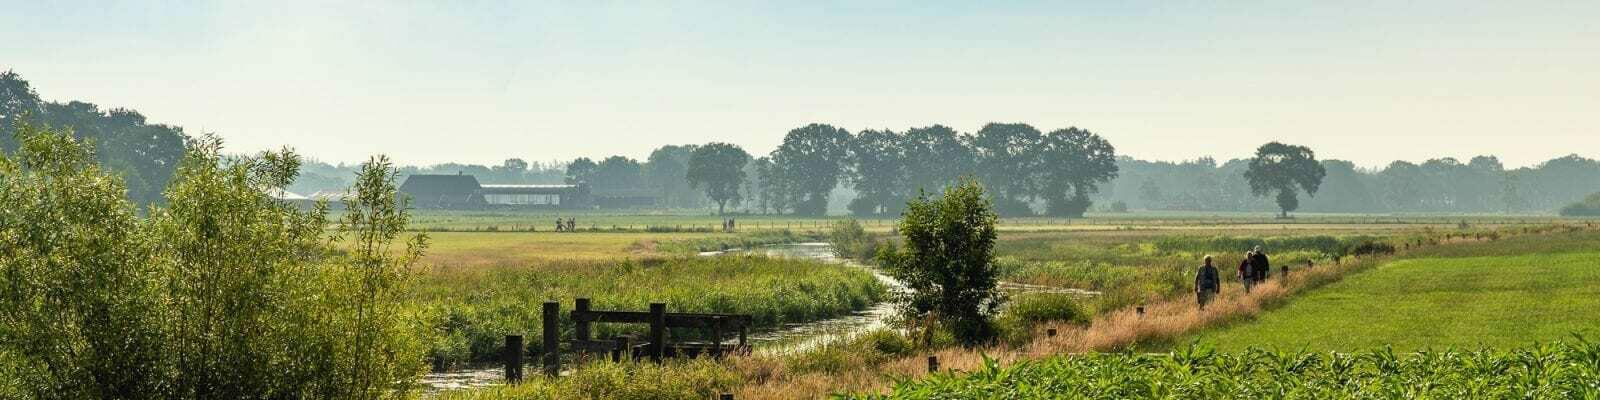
648;303;667;363
1047;328;1057;337
927;356;939;372
505;335;524;383
721;394;735;400
711;316;725;359
574;298;591;359
1136;306;1146;316
542;302;560;377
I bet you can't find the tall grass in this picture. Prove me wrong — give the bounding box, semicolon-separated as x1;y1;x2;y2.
413;255;886;367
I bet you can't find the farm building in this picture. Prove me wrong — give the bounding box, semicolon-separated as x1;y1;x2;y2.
397;173;652;209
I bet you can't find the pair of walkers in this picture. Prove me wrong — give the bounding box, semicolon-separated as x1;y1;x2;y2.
1194;246;1271;310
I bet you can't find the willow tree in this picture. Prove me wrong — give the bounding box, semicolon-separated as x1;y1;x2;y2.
1244;142;1326;218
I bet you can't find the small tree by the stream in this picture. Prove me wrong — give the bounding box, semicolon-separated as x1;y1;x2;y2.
878;178;1004;345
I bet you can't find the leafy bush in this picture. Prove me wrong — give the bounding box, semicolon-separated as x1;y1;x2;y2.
828;219;880;262
879;179;1003;345
856;339;1600;399
997;294;1090;344
0;125;427;399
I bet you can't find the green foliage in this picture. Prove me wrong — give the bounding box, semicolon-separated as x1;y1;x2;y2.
686;142;751;215
854;339;1600;399
1151;234;1390;258
0;124;427;399
827;219;880;262
1559;192;1600;216
1244;142;1327;217
997;294;1090;344
879;178;1004;345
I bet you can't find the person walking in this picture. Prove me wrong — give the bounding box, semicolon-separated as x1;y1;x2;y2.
1196;255;1221;310
1238;250;1255;293
1251;245;1271;283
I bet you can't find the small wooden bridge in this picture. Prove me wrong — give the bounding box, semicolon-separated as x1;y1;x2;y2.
506;299;753;381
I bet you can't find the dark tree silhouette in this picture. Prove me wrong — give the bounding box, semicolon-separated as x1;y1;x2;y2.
686;142;751;215
970;122;1043;216
1244;142;1327;218
1037;127;1118;218
564;157;596;185
845;129;909;216
770;123;850;216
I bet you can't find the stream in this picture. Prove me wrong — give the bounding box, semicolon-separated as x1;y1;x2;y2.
422;242;1098;392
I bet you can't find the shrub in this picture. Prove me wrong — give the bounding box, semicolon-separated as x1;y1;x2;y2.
828;219;880;262
997;294;1090;344
0;125;427;399
879;178;1004;345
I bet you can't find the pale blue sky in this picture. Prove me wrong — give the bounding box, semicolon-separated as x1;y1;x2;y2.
4;1;1597;168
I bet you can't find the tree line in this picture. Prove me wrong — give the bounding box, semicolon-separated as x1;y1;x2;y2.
7;70;1600;215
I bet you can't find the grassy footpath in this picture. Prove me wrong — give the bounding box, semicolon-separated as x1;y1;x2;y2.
1191;249;1600;351
1196;230;1600;352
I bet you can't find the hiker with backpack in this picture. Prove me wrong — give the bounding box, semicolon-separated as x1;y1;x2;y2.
1196;255;1221;310
1251;246;1271;283
1239;250;1255;293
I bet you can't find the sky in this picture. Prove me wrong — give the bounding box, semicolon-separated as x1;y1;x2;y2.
3;1;1597;169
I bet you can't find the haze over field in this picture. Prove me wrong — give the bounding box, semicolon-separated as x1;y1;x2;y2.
3;1;1597;168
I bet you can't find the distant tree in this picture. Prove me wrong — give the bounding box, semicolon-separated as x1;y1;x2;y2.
902;125;974;195
646;145;701;207
1244;142;1326;218
1;70;45;150
1036;127;1118;217
750;156;784;214
593;156;644;192
686;142;751;215
877;178;1003;345
770;123;850;216
970;123;1043;216
1137;178;1165;209
564;157;597;185
845;129;909;216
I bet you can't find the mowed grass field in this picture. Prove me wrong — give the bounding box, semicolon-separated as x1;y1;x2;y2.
1191;230;1600;351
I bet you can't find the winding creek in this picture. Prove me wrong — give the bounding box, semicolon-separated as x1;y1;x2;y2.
422;242;1098;392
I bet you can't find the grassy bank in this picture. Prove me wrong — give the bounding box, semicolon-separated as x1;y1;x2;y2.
1191;231;1600;351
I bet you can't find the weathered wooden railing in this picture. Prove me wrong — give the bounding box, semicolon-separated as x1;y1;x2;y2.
511;299;753;379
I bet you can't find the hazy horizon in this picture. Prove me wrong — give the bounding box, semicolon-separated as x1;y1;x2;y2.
5;1;1597;169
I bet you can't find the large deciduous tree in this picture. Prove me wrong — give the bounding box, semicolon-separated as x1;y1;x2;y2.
877;178;1003;345
770;123;850;216
970;122;1043;216
646;145;701;207
1244;142;1326;218
1037;127;1119;217
902;125;974;197
564;157;597;185
845;129;909;216
686;142;751;215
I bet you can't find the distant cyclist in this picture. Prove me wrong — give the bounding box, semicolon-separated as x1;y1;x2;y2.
1196;255;1221;310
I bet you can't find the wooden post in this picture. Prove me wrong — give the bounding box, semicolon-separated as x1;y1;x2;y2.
648;303;666;363
738;325;748;352
927;356;939;373
505;335;524;383
1046;328;1057;337
542;302;560;377
711;317;724;359
574;298;591;343
721;394;735;400
1136;306;1145;316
